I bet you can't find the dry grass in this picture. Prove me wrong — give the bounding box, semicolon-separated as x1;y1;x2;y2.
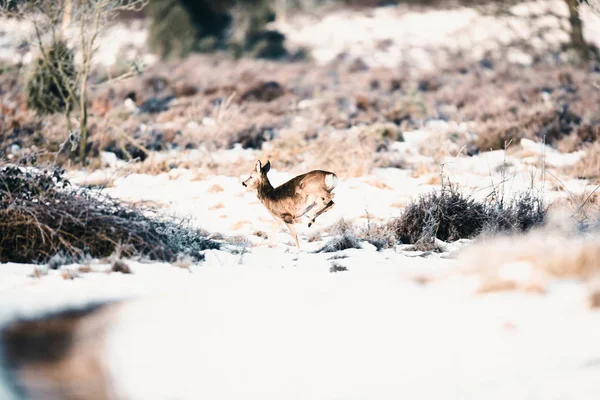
459;228;600;291
232;220;251;230
316;230;361;253
589;289;600;309
208;184;224;193
60;270;80;280
262;124;389;178
358;220;397;250
327;218;354;236
476;279;546;295
308;231;322;242
566;142;600;183
209;202;225;210
2;49;599;185
365;178;392;190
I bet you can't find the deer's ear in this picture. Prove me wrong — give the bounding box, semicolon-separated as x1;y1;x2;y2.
255;160;262;173
262;160;271;174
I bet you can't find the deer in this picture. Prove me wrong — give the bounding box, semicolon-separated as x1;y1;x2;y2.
242;160;338;249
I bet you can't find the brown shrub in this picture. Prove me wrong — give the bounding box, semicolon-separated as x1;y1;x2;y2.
472;104;582;152
388;184;546;246
239;81;285;103
0;165;219;264
567;142;600;183
459;229;600;281
589;290;600;309
261;124;385;178
111;260;132;274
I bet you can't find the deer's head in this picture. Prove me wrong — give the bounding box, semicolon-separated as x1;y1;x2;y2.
242;160;270;189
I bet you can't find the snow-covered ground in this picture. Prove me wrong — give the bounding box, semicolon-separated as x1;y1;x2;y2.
1;249;599;399
2;139;600;399
65;129;591;243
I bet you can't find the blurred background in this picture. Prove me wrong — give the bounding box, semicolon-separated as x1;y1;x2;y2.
0;0;599;179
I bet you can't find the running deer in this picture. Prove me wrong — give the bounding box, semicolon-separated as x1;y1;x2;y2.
242;160;338;248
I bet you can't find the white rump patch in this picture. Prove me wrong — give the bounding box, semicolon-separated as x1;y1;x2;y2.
325;174;338;191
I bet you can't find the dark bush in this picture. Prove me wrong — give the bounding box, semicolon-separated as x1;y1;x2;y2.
147;0;203;59
329;262;348;272
147;0;285;60
537;104;582;145
147;0;233;59
390;184;546;245
0;164;219;264
246;30;287;60
26;40;75;115
484;191;546;234
240;81;285;102
111;260;133;274
316;230;361;253
392;186;489;244
474;104;586;152
228;125;275;150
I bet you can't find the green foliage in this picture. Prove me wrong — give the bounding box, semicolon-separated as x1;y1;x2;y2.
25;40;76;115
147;0;200;59
147;0;232;59
229;0;287;59
147;0;287;60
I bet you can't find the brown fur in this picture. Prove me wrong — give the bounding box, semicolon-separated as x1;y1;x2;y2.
243;160;338;248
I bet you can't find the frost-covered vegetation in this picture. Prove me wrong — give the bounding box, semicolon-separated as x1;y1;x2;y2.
0;164;219;264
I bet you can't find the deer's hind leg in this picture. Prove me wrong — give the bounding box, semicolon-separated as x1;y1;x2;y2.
308;200;334;228
307;192;335;228
296;202;316;219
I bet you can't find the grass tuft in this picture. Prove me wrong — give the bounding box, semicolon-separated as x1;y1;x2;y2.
316;230;361;253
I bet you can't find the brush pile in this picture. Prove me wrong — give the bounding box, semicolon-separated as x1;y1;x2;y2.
0;164;218;264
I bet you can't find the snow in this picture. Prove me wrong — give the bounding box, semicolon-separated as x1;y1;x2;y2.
104;272;600;400
1;255;600;399
2;150;600;398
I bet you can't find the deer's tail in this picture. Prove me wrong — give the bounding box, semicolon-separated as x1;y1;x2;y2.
325;173;338;191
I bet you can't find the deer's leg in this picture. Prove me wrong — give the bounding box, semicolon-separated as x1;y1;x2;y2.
269;218;284;247
285;222;300;249
297;202;316;218
308;200;335;228
307;192;335;228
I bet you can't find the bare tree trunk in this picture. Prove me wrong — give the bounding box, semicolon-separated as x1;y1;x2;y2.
79;67;88;162
565;0;588;60
62;0;72;35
